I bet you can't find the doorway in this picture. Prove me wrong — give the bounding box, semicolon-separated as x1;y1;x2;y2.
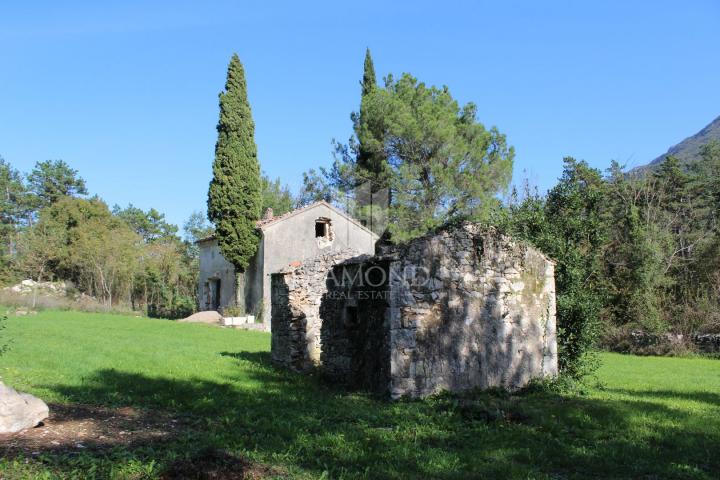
209;278;221;310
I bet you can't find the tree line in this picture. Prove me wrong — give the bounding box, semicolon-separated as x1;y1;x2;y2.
0;156;294;318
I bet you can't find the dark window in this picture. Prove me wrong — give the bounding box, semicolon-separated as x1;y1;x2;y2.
315;218;330;238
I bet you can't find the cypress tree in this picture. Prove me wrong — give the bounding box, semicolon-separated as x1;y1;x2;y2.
207;54;261;274
354;48;391;233
361;48;376;97
357;48;379;177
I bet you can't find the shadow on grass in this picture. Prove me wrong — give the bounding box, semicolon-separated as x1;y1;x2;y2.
9;351;720;479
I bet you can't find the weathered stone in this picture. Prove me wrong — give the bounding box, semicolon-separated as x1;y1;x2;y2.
271;222;558;399
0;382;49;434
270;248;363;372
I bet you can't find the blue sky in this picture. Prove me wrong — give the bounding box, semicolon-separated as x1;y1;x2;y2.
1;1;718;227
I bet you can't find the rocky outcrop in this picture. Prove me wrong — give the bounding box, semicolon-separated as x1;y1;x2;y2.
4;280;69;296
0;382;49;434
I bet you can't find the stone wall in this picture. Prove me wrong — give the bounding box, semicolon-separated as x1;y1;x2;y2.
270;249;364;372
323;223;557;398
270;222;558;399
319;258;392;393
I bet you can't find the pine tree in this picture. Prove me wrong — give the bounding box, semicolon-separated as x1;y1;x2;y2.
207;54;261;274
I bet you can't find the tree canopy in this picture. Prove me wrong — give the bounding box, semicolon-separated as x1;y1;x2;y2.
27;159;87;209
359;74;514;240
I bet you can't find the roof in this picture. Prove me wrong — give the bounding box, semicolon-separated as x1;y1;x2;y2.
195;201;378;243
257;201;377;237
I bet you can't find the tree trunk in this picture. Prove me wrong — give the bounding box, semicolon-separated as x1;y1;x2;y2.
235;270;245;314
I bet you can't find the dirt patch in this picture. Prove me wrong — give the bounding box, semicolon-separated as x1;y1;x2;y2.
0;403;183;456
180;311;223;324
161;449;285;480
0;404;285;478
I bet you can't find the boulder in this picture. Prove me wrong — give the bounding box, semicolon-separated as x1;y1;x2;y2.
0;382;49;434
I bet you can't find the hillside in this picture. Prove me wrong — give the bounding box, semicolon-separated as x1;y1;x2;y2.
645;114;720;168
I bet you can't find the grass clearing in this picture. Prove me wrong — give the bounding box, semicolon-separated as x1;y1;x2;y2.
1;310;719;479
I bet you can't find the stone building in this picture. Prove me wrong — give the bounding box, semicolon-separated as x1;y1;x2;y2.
197;201;378;326
271;223;558;398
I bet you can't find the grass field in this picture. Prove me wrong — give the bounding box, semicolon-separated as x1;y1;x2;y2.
1;310;719;479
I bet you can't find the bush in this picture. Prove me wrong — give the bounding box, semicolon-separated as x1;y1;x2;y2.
147;294;195;320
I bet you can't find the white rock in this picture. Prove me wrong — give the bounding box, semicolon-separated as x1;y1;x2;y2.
0;382;49;434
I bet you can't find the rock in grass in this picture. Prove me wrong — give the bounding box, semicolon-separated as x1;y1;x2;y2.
0;382;49;434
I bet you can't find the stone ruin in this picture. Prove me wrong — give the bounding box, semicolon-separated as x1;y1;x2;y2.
271;223;558;399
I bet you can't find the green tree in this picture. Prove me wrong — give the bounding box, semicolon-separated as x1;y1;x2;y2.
16;218;65;307
183;210;215;244
112;204;179;243
183;210;215;264
689;141;720;301
27;159;87;209
0;157;30;279
362;74;514;240
207;54;262;277
542;158;608;378
354;48;388;189
503;159;607;378
297;168;335;207
604;161;669;332
260;174;294;216
23;197;140;308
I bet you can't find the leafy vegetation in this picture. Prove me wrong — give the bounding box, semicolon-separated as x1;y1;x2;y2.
326;69;514;241
499;141;720;371
498;158;607;379
0;310;718;479
207;53;262;273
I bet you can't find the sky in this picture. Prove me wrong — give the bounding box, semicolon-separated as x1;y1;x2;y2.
1;1;719;228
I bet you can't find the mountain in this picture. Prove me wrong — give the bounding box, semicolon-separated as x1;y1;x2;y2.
645;115;720;169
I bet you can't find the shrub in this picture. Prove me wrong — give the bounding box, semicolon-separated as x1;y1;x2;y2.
148;294;195;320
0;314;8;356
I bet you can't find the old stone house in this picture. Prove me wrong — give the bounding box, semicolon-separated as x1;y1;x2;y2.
197;201;378;327
271;223;558;398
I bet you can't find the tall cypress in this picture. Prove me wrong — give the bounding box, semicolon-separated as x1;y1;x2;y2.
354;48;390;234
208;54;261;274
357;48;378;176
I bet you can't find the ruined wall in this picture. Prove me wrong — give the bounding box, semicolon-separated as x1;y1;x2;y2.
320;259;391;393
271;222;558;399
324;224;557;398
381;223;557;398
270;249;363;372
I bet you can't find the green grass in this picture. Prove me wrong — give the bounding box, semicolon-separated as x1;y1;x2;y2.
1;310;719;479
